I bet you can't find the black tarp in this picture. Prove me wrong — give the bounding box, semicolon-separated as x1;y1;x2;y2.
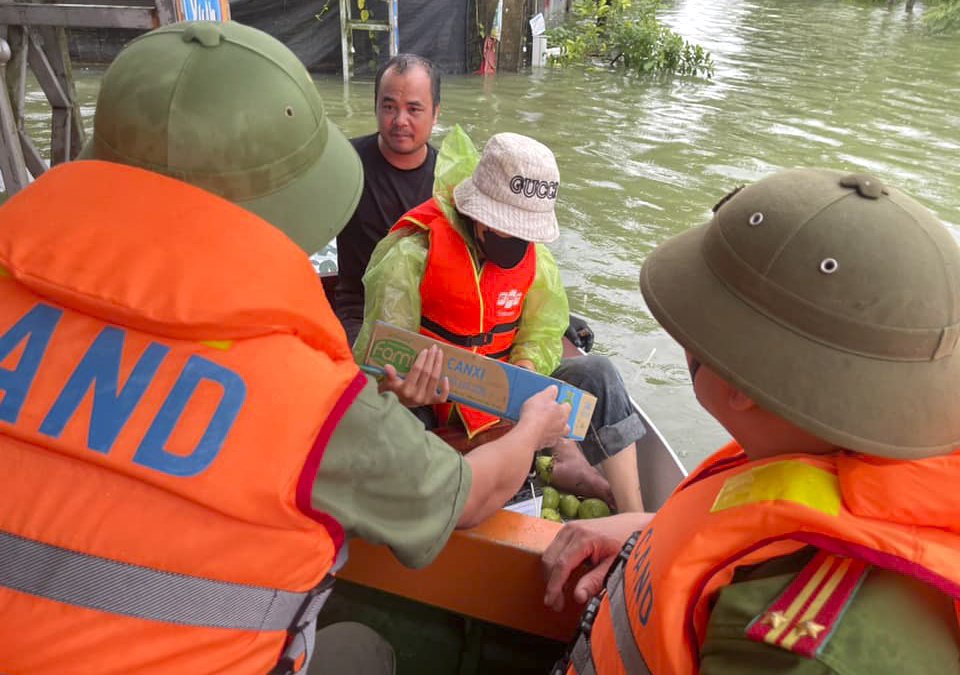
69;0;480;75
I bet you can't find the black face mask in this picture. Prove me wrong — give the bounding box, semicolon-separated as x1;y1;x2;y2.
480;229;530;269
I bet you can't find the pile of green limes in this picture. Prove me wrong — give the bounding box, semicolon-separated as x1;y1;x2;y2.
540;485;611;522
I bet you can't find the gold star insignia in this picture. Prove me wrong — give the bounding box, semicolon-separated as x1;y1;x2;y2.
761;611;789;630
797;620;826;639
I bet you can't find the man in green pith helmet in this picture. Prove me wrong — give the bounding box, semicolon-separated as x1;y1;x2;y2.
543;169;960;674
0;21;570;674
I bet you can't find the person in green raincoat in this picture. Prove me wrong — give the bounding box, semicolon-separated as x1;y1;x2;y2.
354;128;647;513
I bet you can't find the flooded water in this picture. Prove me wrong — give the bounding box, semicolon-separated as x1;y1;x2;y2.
27;0;960;468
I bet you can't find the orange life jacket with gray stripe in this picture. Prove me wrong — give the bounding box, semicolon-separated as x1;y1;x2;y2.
390;198;536;437
0;161;364;675
564;442;960;675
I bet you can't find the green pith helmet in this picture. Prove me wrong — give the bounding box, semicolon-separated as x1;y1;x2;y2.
641;168;960;459
79;21;362;254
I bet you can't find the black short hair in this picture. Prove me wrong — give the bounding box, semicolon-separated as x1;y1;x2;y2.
374;54;441;110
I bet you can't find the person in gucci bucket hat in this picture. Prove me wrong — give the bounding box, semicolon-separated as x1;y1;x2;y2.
542;168;960;674
355;128;648;514
452;131;562;244
0;22;573;675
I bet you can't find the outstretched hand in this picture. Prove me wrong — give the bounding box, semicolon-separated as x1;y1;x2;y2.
378;345;450;407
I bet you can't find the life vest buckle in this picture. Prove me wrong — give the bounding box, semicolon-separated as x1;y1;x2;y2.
290;574;336;632
604;530;641;587
462;332;495;348
578;595;602;637
269;574;337;675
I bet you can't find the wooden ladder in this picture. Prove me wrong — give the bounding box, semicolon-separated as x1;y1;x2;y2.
338;0;398;84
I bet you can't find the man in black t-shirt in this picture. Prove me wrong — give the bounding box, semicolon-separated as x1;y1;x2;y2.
335;54;441;344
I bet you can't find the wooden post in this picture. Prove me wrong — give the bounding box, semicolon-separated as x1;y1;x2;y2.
37;25;85;160
4;24;24;123
4;25;45;179
27;29;71;165
388;0;398;55
497;0;527;72
339;0;351;84
0;36;29;194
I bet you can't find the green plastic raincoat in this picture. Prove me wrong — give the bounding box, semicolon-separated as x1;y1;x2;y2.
352;126;569;375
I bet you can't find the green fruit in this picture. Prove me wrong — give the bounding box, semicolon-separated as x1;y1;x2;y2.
541;508;562;523
578;498;612;519
535;455;554;484
541;486;561;511
559;494;581;520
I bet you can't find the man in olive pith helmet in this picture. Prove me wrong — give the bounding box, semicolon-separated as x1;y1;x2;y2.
543;169;960;674
0;21;570;675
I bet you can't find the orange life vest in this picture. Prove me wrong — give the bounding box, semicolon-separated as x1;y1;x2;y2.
391;198;537;436
566;442;960;674
0;161;364;675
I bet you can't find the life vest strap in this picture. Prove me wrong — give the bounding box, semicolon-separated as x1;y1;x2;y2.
605;547;652;674
0;529;324;632
420;314;519;348
269;572;339;674
561;531;651;675
486;346;513;361
569;633;596;675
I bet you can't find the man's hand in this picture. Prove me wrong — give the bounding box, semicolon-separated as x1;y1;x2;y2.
458;386;570;529
541;513;655;612
378;345;450;407
517;385;570;449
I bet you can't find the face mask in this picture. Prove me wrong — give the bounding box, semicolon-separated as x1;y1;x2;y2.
480;229;530;269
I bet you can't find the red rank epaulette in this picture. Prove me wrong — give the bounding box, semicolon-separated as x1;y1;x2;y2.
745;550;870;658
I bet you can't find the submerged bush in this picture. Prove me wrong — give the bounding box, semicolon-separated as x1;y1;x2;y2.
924;0;960;32
547;0;714;78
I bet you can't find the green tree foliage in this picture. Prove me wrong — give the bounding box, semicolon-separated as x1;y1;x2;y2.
923;0;960;32
865;0;960;32
546;0;714;77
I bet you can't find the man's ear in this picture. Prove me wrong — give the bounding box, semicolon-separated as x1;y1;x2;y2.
432;105;441;125
728;388;755;412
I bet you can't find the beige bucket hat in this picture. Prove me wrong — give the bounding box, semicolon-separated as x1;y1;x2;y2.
453;132;560;243
640;168;960;459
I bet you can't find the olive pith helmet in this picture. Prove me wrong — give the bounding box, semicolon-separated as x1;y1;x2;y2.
79;21;362;254
640;168;960;459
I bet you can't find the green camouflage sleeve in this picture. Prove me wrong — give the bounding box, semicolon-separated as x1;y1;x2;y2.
509;244;568;374
311;378;472;569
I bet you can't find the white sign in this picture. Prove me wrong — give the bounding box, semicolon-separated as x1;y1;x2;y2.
529;12;546;36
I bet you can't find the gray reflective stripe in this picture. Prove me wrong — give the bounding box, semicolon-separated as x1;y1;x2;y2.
570;635;596;675
607;563;652;675
0;530;310;631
